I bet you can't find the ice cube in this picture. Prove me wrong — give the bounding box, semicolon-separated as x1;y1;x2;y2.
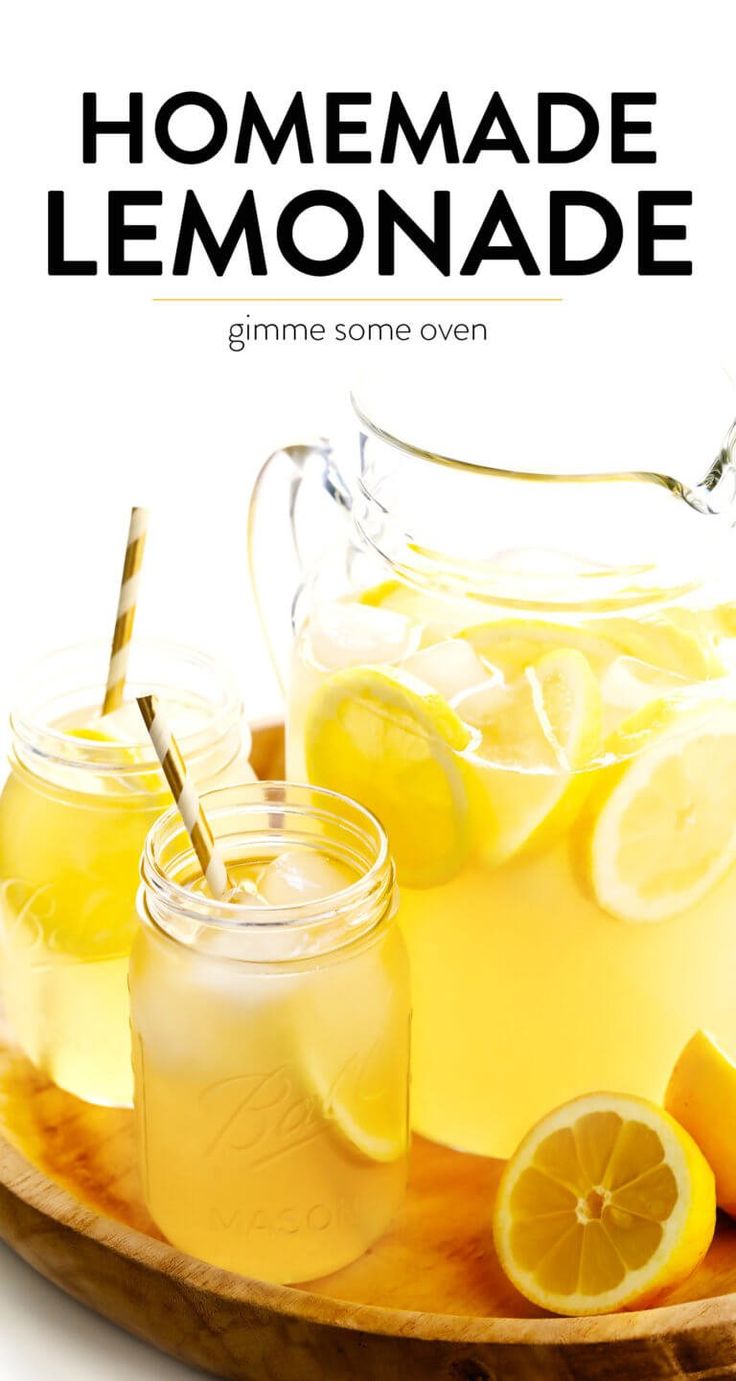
196;923;313;964
258;849;356;905
228;877;267;904
307;601;419;670
453;679;513;731
403;639;498;703
196;922;264;962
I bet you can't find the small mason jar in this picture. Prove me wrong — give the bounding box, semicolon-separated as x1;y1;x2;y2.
130;781;411;1284
0;640;245;1108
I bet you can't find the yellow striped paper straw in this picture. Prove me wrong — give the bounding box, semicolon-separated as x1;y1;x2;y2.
137;694;232;900
103;506;149;714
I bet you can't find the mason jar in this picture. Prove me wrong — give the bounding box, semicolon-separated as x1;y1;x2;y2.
130;781;411;1283
0;639;246;1107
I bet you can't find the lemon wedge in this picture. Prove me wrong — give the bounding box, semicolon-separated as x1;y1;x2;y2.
666;1030;736;1216
493;1092;716;1315
465;648;602;864
304;666;472;887
588;699;736;923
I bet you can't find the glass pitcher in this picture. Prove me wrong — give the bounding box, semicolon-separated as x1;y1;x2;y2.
249;394;736;1157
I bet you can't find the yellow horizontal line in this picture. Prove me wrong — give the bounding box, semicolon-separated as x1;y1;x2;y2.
152;296;563;304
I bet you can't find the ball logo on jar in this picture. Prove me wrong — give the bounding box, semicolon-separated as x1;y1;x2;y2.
201;1065;327;1168
0;879;57;966
0;877;135;962
201;1045;391;1170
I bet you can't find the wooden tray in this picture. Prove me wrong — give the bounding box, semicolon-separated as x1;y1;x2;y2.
2;723;736;1380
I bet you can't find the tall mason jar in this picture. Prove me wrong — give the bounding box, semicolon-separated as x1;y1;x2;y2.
130;781;411;1284
0;640;245;1107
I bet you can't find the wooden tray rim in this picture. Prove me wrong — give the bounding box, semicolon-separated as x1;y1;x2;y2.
3;1130;734;1348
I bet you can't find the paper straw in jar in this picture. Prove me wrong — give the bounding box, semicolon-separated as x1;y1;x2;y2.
103;506;149;714
137;694;232;900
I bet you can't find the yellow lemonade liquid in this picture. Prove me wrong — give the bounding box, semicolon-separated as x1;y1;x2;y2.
289;581;736;1156
0;762;163;1106
0;646;243;1107
130;798;410;1283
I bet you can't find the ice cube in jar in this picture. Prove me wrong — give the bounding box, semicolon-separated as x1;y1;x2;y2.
258;849;357;905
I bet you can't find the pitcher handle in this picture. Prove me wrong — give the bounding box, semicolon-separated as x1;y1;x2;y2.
248;439;353;691
687;418;736;519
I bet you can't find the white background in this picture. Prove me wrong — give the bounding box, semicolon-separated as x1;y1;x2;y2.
1;0;735;1376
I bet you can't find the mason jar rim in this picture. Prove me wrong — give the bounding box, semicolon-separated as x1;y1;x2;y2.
9;638;243;776
140;780;396;955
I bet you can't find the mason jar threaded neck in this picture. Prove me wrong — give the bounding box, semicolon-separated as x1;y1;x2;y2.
139;781;396;963
9;639;243;790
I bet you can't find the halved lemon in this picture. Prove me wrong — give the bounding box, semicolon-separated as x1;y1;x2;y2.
666;1030;736;1216
466;648;602;864
493;1092;715;1315
304;666;472;887
588;699;736;923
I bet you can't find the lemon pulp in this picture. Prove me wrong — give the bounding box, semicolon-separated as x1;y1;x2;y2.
493;1092;715;1315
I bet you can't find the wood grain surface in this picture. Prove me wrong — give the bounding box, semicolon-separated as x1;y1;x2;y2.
1;722;736;1378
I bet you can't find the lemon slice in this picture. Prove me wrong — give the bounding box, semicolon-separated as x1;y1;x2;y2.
304;666;472;887
529;648;603;771
462;614;719;685
65;724;163;795
666;1030;736;1216
466;648;602;864
328;1102;405;1163
582;616;720;680
588;700;736;923
66;726;118;745
461;619;618;681
301;935;410;1164
359;579;489;643
322;1043;408;1163
493;1092;715;1315
713;602;736;639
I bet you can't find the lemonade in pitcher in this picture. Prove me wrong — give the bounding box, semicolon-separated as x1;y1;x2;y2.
289;574;736;1156
130;783;410;1282
249;376;736;1158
